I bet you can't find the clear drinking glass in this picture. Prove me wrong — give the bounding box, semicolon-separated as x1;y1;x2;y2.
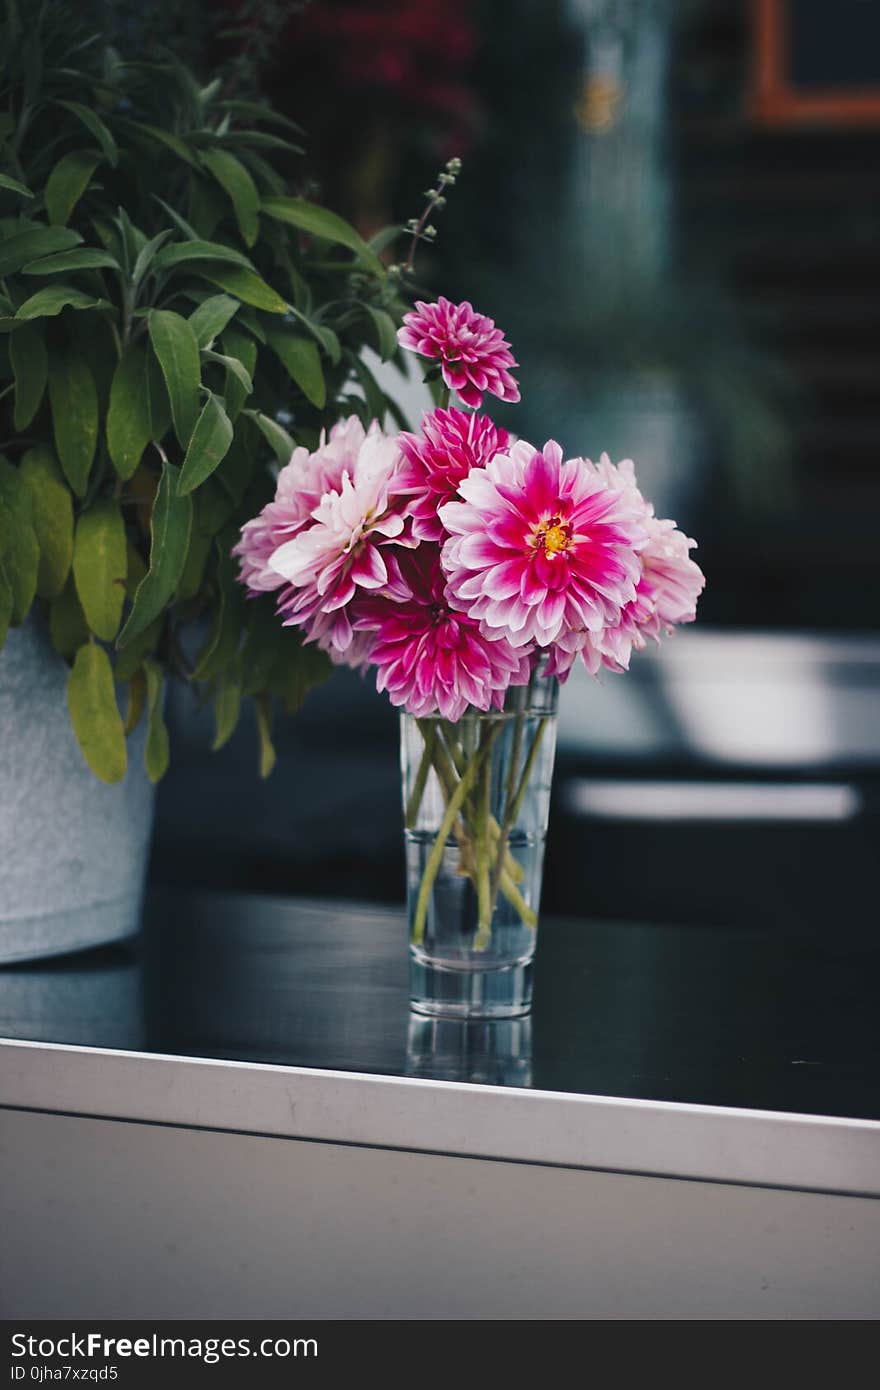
400;666;559;1018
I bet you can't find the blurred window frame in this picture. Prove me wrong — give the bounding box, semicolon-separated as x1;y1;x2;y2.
752;0;880;126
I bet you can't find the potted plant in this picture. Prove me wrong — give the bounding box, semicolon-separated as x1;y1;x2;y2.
0;1;406;961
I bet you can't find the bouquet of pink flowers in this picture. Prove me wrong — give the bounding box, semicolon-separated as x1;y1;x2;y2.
235;295;704;961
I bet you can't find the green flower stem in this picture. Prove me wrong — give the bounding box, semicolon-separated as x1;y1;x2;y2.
489;682;529;914
405;724;436;829
410;723;501;947
410;716;534;938
460;709;477;762
508;716;549;827
498;874;537;928
436;721;524;885
473;724;494;948
488;717;549;930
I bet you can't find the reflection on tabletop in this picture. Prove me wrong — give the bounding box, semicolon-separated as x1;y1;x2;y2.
406;1016;533;1088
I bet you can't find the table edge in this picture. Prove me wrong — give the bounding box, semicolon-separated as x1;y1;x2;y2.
2;1037;879;1199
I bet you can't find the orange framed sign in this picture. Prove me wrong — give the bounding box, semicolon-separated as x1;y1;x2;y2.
753;0;880;126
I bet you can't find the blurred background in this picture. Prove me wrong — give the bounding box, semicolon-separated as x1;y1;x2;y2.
134;0;880;935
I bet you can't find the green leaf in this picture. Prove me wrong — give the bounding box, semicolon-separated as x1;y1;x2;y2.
116;208;145;267
0;563;13;652
224;131;304;157
187;173;225;239
194;475;236;538
57;100;118;165
199;75;222;108
188;293;239;347
73;498;127;642
0;173;33;198
146;348;171;442
202;347;252;395
20;246;120;275
244;409;294;465
193;539;245;680
15;284;109;319
313;324;341;364
153;238;254;272
114;615;161;682
148;309;201;447
349;351;386;424
67;643;127;784
107;342;152;480
288;306;341;364
365;306;399;361
261;196;384;274
270;631;332;715
265;327;325;408
254;691;276;778
131;229;173;290
235;306;267;343
125;540;147;599
199;149;260;247
240;596;282;697
10;320;47;429
143;659;169;782
217;99;304;134
193;264;288;314
212;671;242;750
150;196;199;241
48;349;97;496
219;327;257;421
177;523;212;601
122;120;196;165
0;226;82;277
20;446;73;599
178;391;234;495
124;667;146;735
369;224;404;255
0;459;39;624
49;575;89;657
216;432;255;513
118;462;192;647
45;149;102;226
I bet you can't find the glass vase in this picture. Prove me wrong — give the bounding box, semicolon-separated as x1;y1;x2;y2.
400;667;559;1018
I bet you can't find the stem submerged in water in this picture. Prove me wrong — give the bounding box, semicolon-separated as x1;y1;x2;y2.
410;722;501;946
407;678;548;948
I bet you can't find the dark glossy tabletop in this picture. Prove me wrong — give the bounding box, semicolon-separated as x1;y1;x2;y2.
1;886;879;1121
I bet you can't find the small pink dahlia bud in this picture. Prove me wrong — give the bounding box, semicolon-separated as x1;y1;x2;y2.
397;296;520;409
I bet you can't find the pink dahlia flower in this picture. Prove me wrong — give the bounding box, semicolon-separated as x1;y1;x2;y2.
398;406;509;542
541;455;705;678
269;423;411;655
397;297;520;408
354;545;530;721
234;416;366;594
439;440;648;650
601;514;706;672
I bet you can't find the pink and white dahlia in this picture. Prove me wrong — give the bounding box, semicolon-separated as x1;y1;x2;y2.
269;423;411;656
234;416;367;595
601;514;706;672
586;454;705;672
439;440;648;650
354;545;530;721
397;297;520;409
398;406;509;542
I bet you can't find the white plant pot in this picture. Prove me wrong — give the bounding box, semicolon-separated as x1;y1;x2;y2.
0;618;155;964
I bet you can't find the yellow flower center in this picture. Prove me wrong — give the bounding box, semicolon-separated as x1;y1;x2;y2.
542;523;570;555
532;516;572;557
